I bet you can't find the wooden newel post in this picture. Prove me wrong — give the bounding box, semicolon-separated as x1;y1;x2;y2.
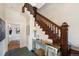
22;3;28;13
22;4;25;13
61;22;68;56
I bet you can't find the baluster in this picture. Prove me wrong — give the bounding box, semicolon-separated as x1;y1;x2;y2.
51;24;53;31
47;22;49;26
52;24;54;31
55;26;56;34
57;28;59;36
50;24;52;31
53;25;55;34
59;29;61;38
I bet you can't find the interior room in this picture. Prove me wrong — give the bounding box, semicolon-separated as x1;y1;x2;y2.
0;3;79;56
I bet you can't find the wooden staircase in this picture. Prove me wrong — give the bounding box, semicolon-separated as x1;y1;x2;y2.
22;3;69;56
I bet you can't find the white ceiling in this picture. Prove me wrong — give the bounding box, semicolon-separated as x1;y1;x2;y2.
30;3;45;9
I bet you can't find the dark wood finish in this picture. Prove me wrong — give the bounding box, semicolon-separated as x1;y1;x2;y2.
36;12;61;28
60;22;68;56
22;3;69;56
36;13;61;44
22;3;35;15
69;49;79;56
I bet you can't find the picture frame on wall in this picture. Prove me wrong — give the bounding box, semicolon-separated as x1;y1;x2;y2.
8;24;20;35
15;24;20;34
9;27;12;35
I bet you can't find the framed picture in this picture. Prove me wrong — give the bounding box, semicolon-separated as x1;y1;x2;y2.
15;25;20;34
8;24;20;35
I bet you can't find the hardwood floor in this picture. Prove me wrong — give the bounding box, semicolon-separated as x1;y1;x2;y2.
8;40;20;51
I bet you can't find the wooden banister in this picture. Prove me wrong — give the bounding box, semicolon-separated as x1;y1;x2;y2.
36;12;61;44
22;3;69;56
36;12;61;29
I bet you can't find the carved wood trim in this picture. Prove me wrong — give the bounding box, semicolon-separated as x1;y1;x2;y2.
36;12;61;29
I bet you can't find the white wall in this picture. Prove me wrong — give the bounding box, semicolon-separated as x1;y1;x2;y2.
0;3;30;55
4;3;35;51
4;3;28;48
0;3;35;55
38;3;79;48
0;4;5;19
30;3;45;9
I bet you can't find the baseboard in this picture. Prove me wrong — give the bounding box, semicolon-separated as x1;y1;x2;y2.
69;49;79;55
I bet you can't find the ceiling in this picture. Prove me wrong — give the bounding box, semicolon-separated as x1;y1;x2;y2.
30;3;45;9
